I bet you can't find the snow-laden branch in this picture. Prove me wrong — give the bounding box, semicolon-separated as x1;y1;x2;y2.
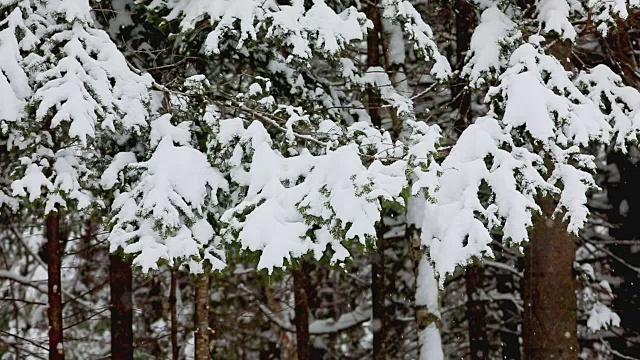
259;304;370;335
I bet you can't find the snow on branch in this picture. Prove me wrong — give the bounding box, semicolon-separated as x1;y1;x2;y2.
108;115;227;273
146;0;369;58
217;118;411;272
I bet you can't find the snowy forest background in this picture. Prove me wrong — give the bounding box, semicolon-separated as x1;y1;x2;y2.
1;0;640;359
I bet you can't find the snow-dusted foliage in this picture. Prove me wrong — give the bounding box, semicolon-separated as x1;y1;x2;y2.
587;0;640;34
536;0;577;40
381;0;451;78
145;0;370;58
4;0;640;358
208;116;441;272
420;116;553;278
580;266;621;332
462;6;519;87
216;119;404;271
425;15;640;280
0;0;151;214
575;64;640;149
0;0;637;300
101;0;449;276
106;115;228;273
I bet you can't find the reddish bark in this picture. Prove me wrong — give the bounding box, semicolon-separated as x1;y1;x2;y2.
46;213;64;360
110;254;133;360
292;267;311;360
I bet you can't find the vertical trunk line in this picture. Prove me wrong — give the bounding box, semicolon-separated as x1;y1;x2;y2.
292;267;311;360
372;226;386;360
46;212;64;360
451;3;489;358
452;0;474;132
110;254;134;360
194;267;210;360
170;269;179;360
366;0;383;128
523;198;578;360
366;0;386;357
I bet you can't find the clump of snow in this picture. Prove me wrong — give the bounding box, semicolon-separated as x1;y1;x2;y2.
462;6;518;87
220;120;408;272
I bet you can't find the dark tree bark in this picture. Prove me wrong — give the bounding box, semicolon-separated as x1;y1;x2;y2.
46;212;64;360
194;268;210;360
366;1;386;358
371;229;386;360
170;269;179;360
523;198;578;360
366;0;382;129
292;267;311;360
110;254;133;360
497;267;521;360
465;264;490;360
452;0;475;133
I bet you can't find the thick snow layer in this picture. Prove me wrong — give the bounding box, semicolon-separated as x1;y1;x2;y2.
109;115;227;272
463;7;517;86
536;0;577;41
422;117;553;280
222;121;407;272
149;0;368;58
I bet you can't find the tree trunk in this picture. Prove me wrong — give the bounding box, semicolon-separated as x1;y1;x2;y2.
452;0;474;133
465;264;490;359
366;1;386;357
292;267;311;360
46;212;64;360
523;198;578;359
110;254;133;360
366;0;382;129
497;267;521;360
170;269;179;360
194;268;210;360
372;227;386;360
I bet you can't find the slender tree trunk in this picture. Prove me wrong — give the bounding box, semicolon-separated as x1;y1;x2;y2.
170;269;179;360
194;267;210;360
372;226;386;360
366;2;386;357
465;264;490;359
46;212;64;360
110;254;133;360
523;198;578;359
292;267;311;360
366;0;382;129
452;0;474;133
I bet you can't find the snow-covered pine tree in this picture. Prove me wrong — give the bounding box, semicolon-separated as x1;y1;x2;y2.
418;1;640;358
101;0;451;357
0;0;152;357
